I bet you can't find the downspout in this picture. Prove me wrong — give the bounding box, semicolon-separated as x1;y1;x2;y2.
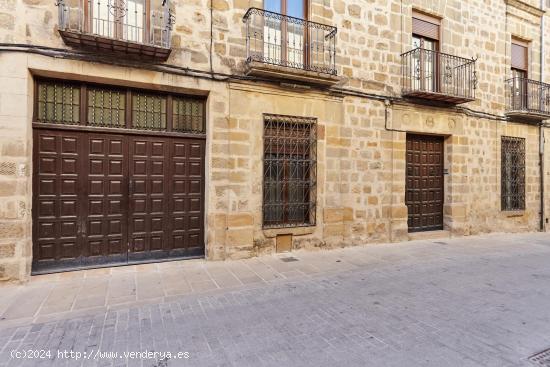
541;124;545;232
209;0;214;74
540;0;546;231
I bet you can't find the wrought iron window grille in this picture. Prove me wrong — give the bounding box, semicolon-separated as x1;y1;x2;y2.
501;136;526;211
263;114;317;229
37;81;81;125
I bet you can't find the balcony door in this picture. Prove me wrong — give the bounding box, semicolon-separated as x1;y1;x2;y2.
511;41;528;111
263;0;307;69
411;13;440;93
90;0;147;43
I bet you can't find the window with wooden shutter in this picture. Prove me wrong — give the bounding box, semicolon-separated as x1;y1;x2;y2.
412;11;440;41
511;41;528;72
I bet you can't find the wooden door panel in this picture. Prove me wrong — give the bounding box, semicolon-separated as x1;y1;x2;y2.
128;137;170;260
169;139;205;255
33;130;84;271
82;134;128;265
127;136;205;259
405;134;444;232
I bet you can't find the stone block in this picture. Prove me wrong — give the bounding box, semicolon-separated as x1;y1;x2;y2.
0;243;15;258
323;208;343;223
226;228;253;246
227;213;253;227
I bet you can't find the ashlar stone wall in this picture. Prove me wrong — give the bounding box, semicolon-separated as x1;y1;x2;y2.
0;0;548;280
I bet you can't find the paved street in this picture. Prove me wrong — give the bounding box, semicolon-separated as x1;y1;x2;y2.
0;232;549;367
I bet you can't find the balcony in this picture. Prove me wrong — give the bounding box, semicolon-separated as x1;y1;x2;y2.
505;77;550;122
56;0;173;62
401;48;477;105
243;8;338;86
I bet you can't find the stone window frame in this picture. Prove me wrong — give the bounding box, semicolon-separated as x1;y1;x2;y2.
262;113;317;229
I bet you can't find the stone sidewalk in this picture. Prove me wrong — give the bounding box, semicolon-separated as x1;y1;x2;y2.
0;232;550;366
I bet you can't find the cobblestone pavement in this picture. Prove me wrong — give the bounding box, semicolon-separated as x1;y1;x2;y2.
0;232;550;367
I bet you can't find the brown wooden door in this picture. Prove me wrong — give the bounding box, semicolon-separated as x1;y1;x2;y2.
32;128;205;273
405;134;444;232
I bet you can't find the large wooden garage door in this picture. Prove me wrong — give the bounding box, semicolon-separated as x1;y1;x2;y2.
32;79;206;273
405;134;444;232
33;130;205;272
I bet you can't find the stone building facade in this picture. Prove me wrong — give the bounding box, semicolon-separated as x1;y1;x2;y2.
0;0;549;282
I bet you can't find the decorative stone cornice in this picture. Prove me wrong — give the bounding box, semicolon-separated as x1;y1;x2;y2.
505;0;545;17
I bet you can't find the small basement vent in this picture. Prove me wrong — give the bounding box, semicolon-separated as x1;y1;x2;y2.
280;257;299;263
529;348;550;366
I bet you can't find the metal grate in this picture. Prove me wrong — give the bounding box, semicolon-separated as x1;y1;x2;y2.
263;114;317;228
132;93;167;131
173;97;205;133
280;256;299;262
87;87;126;127
501;136;525;211
529;348;550;366
0;162;16;176
37;81;80;124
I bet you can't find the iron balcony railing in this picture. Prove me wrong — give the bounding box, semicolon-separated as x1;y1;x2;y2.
243;8;337;75
57;0;173;48
505;77;550;117
401;48;477;103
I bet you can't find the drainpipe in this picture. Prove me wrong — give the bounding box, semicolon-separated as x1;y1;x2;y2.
541;125;545;231
540;0;546;232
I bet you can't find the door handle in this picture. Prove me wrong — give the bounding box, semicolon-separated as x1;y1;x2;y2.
129;179;133;195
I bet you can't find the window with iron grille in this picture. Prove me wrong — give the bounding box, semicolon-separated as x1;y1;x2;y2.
132;93;167;131
173;97;205;133
34;79;206;134
36;81;80;124
501;136;525;211
263;114;317;228
87;87;126;127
